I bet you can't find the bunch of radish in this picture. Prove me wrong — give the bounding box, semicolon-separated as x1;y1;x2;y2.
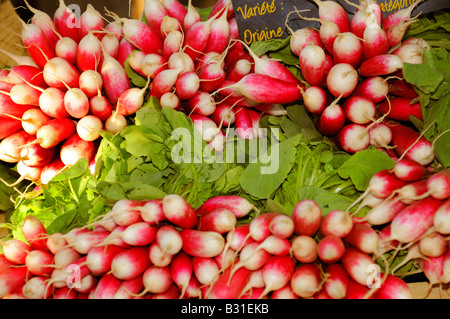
287;0;430;157
0;192;424;299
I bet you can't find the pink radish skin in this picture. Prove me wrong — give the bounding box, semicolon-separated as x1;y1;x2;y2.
162;0;188;25
144;0;169;32
64;88;90;119
299;44;326;86
101;49;131;105
210;103;236;127
390;196;444;243
110;246;151;280
288;27;324;56
363;195;406;226
170;251;193;298
24;249;53;276
183;0;202;31
292;199;322;236
139;53;167;78
180;229;225;258
198;62;227;93
388;78;419;98
52;247;82;269
378;96;422;122
19;19;56;69
205;8;230;54
206;264;252;299
260;255;296;298
90;273;122;299
313;0;351;33
60;133;95;166
337;123;370;153
55;35;78;66
118;222;157;247
387;121;434;166
374;274;413;299
140;266;173;295
85;245;127;276
420;255;444;287
249;212;280;242
272;283;299;299
2;239;31;265
222;73;304;104
74;274;98;295
324;263;348;299
393;158;427;182
359;54;403;77
90;95;113;122
197;208;237;234
4;65;46;88
0;267;29;298
79;4;104;39
225;224;255;252
425;169;450;200
196;195;255;218
290;263;322;298
290;235;318;263
183;15;216;61
0;117;21;140
397;180;428;205
148;242;173;267
162;194;197;229
7;83;41;106
46;232;67;255
21;215;48;251
22;276;53;299
38;87;69;119
320;210;353;238
175;71;201;100
110;199;146;227
318;235;346;263
151;67;183;100
116;38;136;67
0;130;34;163
70;230;110;255
162;29;183;59
342;246;379;287
77;32;103;73
122;18;163;55
53;0;80;43
317;97;346;136
43;57;80;91
345;278;371;299
353;76;389;103
112;275;145;299
344;223;379;255
368;169;408;199
333;32;362;68
226;59;253;82
155;225;183;255
362;24;389;60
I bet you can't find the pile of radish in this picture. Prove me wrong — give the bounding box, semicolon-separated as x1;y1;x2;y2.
0;193;421;299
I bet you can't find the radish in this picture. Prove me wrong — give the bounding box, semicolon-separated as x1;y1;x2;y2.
22;276;53;299
144;0;169;32
0;130;34;163
269;214;295;239
112;275;145;299
387;121;434;166
128;50;147;76
385;18;421;49
69;230;109;254
319;209;353;238
343;95;377;125
46;233;68;255
326;63;359;98
110;246;151;280
333;32;362;68
359;54;403;77
101;48;131;105
291;199;322;236
225;58;253;82
271;283;299;299
204;8;230;54
140;266;173;295
362;195;406;226
52;246;82;269
419;232;448;258
0;49;38;68
85;245;126;276
162;194;197;229
116;78;151;116
217;73;304;104
168;51;194;73
148;242;173;267
299;44;326;86
312;0;351;33
174;71;200;100
290;235;318;263
151;67;183;100
160;16;182;38
197;208;236;234
76;115;103;141
378;96;422;122
53;0;80;43
342;246;379;287
353;76;389;104
345;278;371;299
90;94;113;122
121;18;163;55
302;85;328;115
206;264;252;299
183;0;202;31
210;102;236;127
193;256;220;286
368;122;393;148
291;263;323;298
253;103;287;116
162;29;184;60
109;199;146;227
162;0;188;26
397;179;428;205
60;133;95;166
141;53;169;79
77;32;103;73
433;199;450;235
79;70;103;99
0;267;29;298
388;78;418;99
344;223;380;255
3;65;46;88
180;229;225;258
160;92;181;110
317;235;346;263
105;111;127;134
393;158;427;182
19;19;56;69
79;4;104;39
170;251;193;298
182;13;217;61
389;196;444;243
248;212;279;242
367;169;408;199
155;225;183;255
37;87;70;119
116;38;136;67
43;57;80;91
337;123;370;153
24;249;53;276
373;274;413;299
362;24;389;60
316;95;346;136
286;23;324;56
136;199;165;225
198;61;226;93
419;255;444;289
425;169;450;200
21;215;48;251
259;255;296;298
74;274;98;295
324;263;348;299
6;83;41;106
2;239;31;265
90;273;122;299
54;35;78;67
392;42;424;65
